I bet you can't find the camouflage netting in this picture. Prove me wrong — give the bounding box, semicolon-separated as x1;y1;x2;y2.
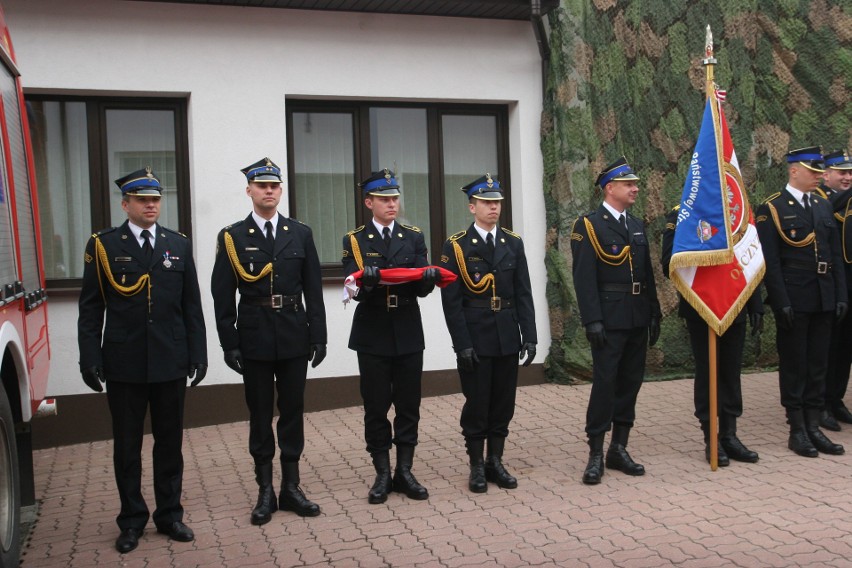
543;0;852;384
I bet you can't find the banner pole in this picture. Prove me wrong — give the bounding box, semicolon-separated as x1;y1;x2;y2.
708;327;718;471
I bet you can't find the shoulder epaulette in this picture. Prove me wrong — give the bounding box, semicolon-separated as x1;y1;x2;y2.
500;227;521;239
400;223;421;233
448;230;467;242
92;227;117;238
162;227;188;238
762;192;781;204
288;217;306;226
346;225;365;236
223;219;245;231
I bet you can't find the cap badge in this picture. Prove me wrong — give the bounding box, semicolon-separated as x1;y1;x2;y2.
384;168;392;184
485;173;494;189
145;165;153;179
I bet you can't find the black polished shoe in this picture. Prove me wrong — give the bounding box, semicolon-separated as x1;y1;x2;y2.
720;435;759;463
485;457;518;489
819;409;841;432
115;528;143;553
788;430;818;457
807;429;845;455
705;442;730;467
468;462;487;493
392;468;429;500
605;445;645;476
833;405;852;425
582;452;604;485
251;484;278;525
156;521;195;542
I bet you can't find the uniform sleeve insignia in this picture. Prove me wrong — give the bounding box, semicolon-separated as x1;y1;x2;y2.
84;252;93;264
342;249;350;257
500;227;521;239
665;223;675;230
401;223;421;233
571;233;583;241
346;225;365;236
448;230;467;242
756;214;767;223
440;254;449;264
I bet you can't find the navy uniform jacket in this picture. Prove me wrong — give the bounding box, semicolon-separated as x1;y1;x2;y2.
342;222;431;357
830;190;852;289
439;223;537;357
755;190;847;313
78;221;207;383
661;206;763;323
570;205;661;330
211;214;327;361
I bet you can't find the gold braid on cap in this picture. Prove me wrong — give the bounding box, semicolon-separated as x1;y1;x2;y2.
451;239;495;295
583;218;633;267
94;237;150;301
223;231;273;281
766;202;816;247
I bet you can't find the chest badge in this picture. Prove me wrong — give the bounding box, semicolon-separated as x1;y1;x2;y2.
611;244;618;253
249;262;254;272
790;229;797;238
474;272;481;282
162;250;172;268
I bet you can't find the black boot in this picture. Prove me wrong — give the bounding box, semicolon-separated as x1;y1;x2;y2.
392;446;428;500
787;409;818;457
833;403;852;424
368;451;393;504
466;439;487;493
279;462;321;517
700;421;729;467
719;415;758;463
250;463;277;525
605;424;645;476
819;409;841;432
485;437;518;489
805;409;845;455
582;434;605;485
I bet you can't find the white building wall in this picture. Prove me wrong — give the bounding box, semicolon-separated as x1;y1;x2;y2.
4;0;550;396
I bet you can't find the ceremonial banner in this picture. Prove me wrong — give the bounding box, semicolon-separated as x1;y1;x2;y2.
669;90;765;336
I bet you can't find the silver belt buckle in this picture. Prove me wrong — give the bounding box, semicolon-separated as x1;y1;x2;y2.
387;294;399;309
491;297;502;312
632;282;642;295
817;262;828;274
271;294;283;309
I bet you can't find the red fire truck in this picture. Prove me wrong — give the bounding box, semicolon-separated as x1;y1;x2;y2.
0;4;52;566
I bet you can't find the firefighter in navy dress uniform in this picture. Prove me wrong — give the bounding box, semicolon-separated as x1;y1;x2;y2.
818;149;852;431
661;205;763;466
211;158;327;524
439;174;537;493
77;167;207;553
342;168;440;505
570;157;660;485
755;147;847;457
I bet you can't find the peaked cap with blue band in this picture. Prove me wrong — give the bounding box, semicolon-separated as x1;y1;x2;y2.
824;149;852;170
359;168;400;197
242;157;282;182
115;166;162;196
461;173;504;200
786;146;825;173
595;156;640;188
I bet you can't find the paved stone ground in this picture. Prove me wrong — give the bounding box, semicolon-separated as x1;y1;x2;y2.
21;372;852;567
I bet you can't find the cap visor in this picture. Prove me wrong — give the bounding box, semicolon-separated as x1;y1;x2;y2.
799;162;825;173
367;188;401;196
125;188;162;196
471;191;504;200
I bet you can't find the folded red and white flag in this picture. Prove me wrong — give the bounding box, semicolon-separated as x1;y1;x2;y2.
342;266;457;304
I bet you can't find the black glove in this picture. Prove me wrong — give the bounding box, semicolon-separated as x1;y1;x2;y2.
188;363;207;387
519;343;536;367
309;344;327;368
648;317;660;347
837;302;848;323
81;366;104;392
457;348;479;373
224;348;244;375
585;321;606;349
421;267;441;287
361;266;381;289
749;312;763;336
776;307;794;331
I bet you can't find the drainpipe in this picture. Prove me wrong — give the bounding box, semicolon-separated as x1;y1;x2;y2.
530;0;550;102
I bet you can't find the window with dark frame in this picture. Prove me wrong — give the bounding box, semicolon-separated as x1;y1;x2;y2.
25;96;190;291
286;100;511;279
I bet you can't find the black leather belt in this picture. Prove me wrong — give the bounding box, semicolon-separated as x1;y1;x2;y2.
601;282;645;295
783;259;830;274
241;294;301;310
463;297;514;311
363;294;417;309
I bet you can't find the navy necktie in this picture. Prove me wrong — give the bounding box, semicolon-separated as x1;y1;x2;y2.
265;220;274;248
383;226;391;248
140;229;153;263
620;214;628;231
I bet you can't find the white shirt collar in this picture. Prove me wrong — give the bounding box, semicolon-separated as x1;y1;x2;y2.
252;211;278;238
473;223;497;242
785;184;808;206
372;219;395;235
128;221;157;248
602;201;626;221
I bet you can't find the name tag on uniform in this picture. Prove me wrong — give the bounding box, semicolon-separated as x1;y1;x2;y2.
244;247;260;251
114;257;132;262
783;215;796;220
468;256;483;262
366;252;382;257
